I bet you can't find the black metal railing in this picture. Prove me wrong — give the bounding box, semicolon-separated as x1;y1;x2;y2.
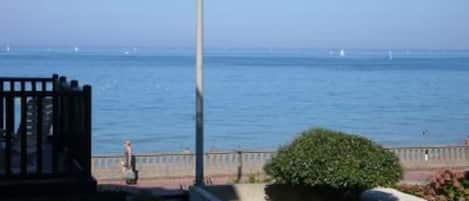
0;74;91;178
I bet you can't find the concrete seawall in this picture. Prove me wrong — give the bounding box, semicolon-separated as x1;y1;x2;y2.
92;145;469;180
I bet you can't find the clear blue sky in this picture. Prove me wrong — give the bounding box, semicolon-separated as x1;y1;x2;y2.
1;0;468;49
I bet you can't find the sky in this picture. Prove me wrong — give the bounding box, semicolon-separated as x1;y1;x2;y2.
1;0;468;49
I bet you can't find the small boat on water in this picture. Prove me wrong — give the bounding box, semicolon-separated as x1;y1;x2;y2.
339;49;345;57
388;50;393;60
6;45;10;52
74;46;79;52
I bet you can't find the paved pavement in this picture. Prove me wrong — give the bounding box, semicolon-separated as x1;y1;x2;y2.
97;168;469;200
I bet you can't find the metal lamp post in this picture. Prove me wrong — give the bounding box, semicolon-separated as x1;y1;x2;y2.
195;0;205;186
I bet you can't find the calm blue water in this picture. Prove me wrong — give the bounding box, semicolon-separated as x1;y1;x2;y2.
1;48;469;154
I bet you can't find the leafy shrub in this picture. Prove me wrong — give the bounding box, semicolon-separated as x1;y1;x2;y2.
247;172;270;183
248;173;260;183
264;128;403;190
399;169;469;201
229;173;271;184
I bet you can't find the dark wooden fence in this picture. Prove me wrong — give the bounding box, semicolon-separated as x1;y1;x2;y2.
0;74;92;179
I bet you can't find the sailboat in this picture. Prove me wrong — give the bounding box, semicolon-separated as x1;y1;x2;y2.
388;50;393;60
74;46;79;52
339;49;345;57
6;45;10;52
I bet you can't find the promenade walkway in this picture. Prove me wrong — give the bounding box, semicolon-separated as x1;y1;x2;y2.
93;145;469;200
97;167;469;201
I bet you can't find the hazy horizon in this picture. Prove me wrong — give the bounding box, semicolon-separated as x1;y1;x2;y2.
2;47;469;51
1;0;469;49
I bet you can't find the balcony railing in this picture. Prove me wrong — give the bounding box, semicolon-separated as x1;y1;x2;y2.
0;74;92;178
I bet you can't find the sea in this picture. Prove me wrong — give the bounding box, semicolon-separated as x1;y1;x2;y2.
1;48;469;154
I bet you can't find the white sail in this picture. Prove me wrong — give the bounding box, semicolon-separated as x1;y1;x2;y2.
6;45;10;52
74;47;79;52
340;49;345;57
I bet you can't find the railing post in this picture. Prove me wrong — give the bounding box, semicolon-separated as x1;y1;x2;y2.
52;74;59;82
83;85;92;176
70;80;79;162
59;76;67;150
37;92;43;174
236;150;243;182
70;80;78;88
0;81;3;175
465;146;469;161
5;89;14;176
0;81;3;131
20;81;27;175
52;75;59;173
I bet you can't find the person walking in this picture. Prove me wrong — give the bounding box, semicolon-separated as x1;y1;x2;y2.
121;140;136;184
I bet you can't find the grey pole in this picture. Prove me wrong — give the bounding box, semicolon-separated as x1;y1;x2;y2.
195;0;205;186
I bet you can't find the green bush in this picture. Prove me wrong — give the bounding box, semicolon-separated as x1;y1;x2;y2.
264;128;403;190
